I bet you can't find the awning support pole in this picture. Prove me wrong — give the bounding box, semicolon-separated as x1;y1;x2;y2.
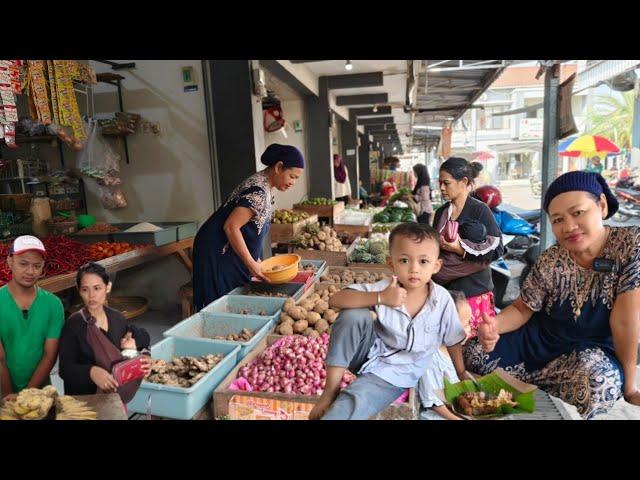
540;63;561;251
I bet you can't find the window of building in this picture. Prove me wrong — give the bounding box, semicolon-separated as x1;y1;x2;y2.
479;105;510;130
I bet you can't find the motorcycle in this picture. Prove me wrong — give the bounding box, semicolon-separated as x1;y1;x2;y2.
473;185;541;259
530;173;542;196
614;187;640;222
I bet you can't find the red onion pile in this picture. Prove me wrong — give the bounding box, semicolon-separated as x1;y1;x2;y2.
238;334;355;396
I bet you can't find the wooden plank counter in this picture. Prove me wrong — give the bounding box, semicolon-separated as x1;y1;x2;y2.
74;393;128;420
39;237;194;294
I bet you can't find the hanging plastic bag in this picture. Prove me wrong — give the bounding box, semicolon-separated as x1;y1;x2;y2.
77;119;121;182
99;185;127;209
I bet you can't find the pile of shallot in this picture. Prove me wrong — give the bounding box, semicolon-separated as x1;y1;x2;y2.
237;334;355;395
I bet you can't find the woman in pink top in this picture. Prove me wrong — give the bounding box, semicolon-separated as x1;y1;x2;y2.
413;164;434;224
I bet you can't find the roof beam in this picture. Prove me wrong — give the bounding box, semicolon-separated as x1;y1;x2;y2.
327;72;384;90
336;93;388;106
289;60;329;64
350;106;392;116
357;116;394;126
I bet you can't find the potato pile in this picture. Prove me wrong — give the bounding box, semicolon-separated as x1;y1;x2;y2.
213;328;255;342
0;386;57;420
292;224;345;252
276;286;342;337
146;354;224;388
320;268;390;285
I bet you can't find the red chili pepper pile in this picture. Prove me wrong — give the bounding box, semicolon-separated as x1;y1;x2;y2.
1;236;107;286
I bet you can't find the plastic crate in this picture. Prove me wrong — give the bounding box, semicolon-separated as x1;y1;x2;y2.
201;295;285;323
163;313;273;361
228;282;305;301
127;337;240;420
111;222;178;246
299;259;327;278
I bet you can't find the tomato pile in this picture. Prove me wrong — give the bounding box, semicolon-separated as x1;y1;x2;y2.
86;241;149;261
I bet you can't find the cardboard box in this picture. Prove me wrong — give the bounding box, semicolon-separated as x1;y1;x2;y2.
213;336;419;420
270;214;318;244
293;201;345;225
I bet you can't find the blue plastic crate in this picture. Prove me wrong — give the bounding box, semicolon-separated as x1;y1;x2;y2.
163;313;273;361
300;259;327;279
227;282;305;301
201;295;285;323
127;337;240;420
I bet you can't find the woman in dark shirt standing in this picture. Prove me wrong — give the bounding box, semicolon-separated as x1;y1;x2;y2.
59;263;151;400
432;157;504;334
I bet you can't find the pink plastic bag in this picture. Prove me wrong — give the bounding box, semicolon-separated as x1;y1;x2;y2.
394;389;410;404
229;377;254;392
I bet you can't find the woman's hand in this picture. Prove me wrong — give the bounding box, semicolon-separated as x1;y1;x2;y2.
2;393;17;402
120;332;137;350
140;356;153;378
477;313;500;352
440;235;465;256
248;259;272;283
90;366;119;393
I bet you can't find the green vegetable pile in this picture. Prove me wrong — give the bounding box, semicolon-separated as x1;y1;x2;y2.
300;198;338;206
388;187;413;204
272;210;310;224
373;206;417;224
349;238;389;264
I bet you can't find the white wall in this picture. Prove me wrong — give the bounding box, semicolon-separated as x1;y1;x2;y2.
86;60;214;225
263;100;310;209
83;60;213;311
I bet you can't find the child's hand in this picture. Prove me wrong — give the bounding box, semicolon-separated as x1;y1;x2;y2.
381;276;407;307
120;331;137;350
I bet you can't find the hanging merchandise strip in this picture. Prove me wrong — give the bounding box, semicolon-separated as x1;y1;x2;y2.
0;60;18;148
28;60;52;125
53;60;85;144
65;60;81;82
47;61;60;125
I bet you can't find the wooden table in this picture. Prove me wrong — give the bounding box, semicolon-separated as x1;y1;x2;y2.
39;237;194;294
74;393;128;420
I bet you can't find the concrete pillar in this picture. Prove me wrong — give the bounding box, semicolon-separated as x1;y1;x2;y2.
207;60;263;201
305;77;333;198
358;132;370;198
339;113;359;199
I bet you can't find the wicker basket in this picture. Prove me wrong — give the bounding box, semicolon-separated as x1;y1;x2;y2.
107;296;149;321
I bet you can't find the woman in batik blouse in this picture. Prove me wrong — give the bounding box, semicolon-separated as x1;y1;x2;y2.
467;171;640;419
192;144;304;311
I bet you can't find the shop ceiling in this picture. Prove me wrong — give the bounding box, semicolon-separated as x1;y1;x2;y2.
278;60;512;154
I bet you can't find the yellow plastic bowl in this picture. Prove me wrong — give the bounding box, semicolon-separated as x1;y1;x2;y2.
261;254;300;284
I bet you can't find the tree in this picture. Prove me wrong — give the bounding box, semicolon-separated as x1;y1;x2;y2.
585;91;634;150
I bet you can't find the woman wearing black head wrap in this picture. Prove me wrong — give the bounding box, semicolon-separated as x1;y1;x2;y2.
192;144;305;309
467;171;640;419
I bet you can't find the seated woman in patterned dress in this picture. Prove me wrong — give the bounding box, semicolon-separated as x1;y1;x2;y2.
465;171;640;419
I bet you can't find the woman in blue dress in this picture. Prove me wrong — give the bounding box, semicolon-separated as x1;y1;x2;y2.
192;144;305;311
465;171;640;419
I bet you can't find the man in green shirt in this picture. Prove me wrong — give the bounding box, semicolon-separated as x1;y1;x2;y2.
0;236;64;400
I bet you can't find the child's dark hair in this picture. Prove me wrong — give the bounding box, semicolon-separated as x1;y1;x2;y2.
76;262;111;288
389;223;440;250
448;290;467;306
